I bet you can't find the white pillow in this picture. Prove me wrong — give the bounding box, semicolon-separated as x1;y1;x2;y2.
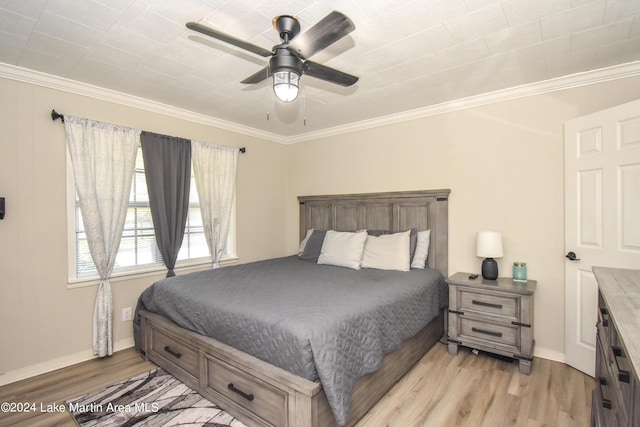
298;229;314;255
361;230;411;271
317;230;368;270
411;230;431;269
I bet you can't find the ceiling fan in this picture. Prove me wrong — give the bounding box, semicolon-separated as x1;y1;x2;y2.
186;11;359;102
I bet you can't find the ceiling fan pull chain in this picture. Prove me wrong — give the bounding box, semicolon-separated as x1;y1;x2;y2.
303;92;307;126
266;67;271;121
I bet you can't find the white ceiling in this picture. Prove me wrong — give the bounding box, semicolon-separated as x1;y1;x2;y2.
1;0;640;139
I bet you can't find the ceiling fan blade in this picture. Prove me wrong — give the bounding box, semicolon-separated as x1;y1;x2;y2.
186;22;273;57
287;11;355;59
241;66;271;84
303;61;358;87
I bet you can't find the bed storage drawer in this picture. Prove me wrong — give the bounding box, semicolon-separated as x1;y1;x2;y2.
205;355;288;427
149;327;200;382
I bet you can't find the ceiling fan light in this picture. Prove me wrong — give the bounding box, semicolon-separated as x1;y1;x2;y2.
273;70;299;102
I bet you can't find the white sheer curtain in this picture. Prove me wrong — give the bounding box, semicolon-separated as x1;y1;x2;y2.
64;116;140;357
192;142;238;268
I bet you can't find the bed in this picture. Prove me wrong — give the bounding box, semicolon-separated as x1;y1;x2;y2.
136;189;450;427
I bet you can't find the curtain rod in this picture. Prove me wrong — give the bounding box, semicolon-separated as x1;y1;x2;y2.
51;109;246;154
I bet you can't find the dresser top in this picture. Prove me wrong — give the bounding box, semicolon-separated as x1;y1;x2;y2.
593;266;640;379
447;272;536;295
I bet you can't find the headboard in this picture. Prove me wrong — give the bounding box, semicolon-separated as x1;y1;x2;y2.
298;189;450;277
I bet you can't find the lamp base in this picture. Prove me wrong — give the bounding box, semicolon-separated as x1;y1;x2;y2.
482;258;499;280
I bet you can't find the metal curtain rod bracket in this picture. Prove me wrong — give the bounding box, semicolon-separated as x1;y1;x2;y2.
50;109;246;153
51;109;64;123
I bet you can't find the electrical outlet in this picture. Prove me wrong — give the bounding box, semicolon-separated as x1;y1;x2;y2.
122;307;132;322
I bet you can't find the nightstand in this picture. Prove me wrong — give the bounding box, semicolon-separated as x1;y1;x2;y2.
447;272;536;374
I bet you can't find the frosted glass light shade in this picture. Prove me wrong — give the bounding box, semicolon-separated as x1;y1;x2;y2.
476;231;503;258
273;70;299;102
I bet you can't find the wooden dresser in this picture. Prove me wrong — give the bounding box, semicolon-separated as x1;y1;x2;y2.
447;272;536;374
592;267;640;427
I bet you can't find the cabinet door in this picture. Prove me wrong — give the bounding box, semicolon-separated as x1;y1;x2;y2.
633;376;640;426
596;342;618;426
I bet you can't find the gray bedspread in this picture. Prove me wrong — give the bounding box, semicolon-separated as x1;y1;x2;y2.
134;256;448;426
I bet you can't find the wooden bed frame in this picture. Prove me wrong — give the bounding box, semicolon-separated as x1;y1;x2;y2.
139;189;450;427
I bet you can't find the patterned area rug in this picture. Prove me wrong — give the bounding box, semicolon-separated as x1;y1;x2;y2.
66;368;248;427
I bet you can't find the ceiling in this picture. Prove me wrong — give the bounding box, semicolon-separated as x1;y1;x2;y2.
1;0;640;140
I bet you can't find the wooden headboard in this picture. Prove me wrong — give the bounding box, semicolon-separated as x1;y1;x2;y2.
298;189;450;277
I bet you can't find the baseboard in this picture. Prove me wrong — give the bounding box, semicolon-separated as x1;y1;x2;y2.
0;338;135;387
0;340;568;387
533;347;565;364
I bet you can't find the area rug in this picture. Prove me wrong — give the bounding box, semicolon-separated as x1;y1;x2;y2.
66;367;248;427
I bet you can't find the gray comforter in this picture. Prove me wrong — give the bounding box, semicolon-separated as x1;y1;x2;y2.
134;256;448;425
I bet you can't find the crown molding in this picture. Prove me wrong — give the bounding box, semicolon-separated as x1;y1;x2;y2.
280;60;640;145
2;60;640;146
0;63;284;144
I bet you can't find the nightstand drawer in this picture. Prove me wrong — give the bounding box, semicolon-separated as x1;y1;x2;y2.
447;272;536;374
458;317;519;349
459;290;518;319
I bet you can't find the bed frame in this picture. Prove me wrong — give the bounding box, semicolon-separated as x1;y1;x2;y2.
139;189;450;427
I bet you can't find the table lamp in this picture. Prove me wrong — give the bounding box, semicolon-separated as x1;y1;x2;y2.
476;231;503;280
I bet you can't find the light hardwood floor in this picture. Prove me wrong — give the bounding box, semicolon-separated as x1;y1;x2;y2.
0;348;156;427
0;342;593;427
356;343;593;427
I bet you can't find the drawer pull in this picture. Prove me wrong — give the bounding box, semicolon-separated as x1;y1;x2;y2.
598;378;612;410
599;307;609;327
611;346;630;383
472;327;502;338
228;383;254;401
163;346;182;359
472;300;503;309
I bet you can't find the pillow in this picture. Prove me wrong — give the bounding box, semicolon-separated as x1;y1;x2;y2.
361;230;411;271
299;230;327;262
317;230;368;270
411;230;431;269
298;229;314;255
409;228;417;261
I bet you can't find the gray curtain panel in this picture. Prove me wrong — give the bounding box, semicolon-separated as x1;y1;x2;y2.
140;131;192;277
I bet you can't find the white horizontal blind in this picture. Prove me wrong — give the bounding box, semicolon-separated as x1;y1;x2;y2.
75;146;211;276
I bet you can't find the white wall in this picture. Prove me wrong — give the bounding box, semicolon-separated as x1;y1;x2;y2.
286;76;640;361
2;71;640;383
0;77;289;382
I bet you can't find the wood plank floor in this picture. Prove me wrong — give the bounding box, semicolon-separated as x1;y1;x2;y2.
0;342;593;427
356;343;594;427
0;348;156;427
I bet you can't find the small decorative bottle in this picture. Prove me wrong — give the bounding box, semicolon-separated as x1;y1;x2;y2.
513;262;527;282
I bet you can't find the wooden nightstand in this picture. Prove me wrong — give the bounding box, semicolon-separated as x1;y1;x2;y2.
447;272;536;374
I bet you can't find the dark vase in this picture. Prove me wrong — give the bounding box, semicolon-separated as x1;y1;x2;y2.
482;258;498;280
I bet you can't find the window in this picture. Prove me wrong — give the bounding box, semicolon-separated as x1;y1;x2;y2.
70;146;233;281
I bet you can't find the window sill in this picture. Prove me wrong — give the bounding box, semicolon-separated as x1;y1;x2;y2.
67;256;239;289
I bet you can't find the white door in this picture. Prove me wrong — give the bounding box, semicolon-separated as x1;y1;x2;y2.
564;98;640;376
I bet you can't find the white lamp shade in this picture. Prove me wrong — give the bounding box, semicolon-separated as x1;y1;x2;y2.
476;231;503;258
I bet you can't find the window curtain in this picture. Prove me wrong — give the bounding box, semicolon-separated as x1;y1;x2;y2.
140;132;191;277
64;116;140;357
192;142;238;268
